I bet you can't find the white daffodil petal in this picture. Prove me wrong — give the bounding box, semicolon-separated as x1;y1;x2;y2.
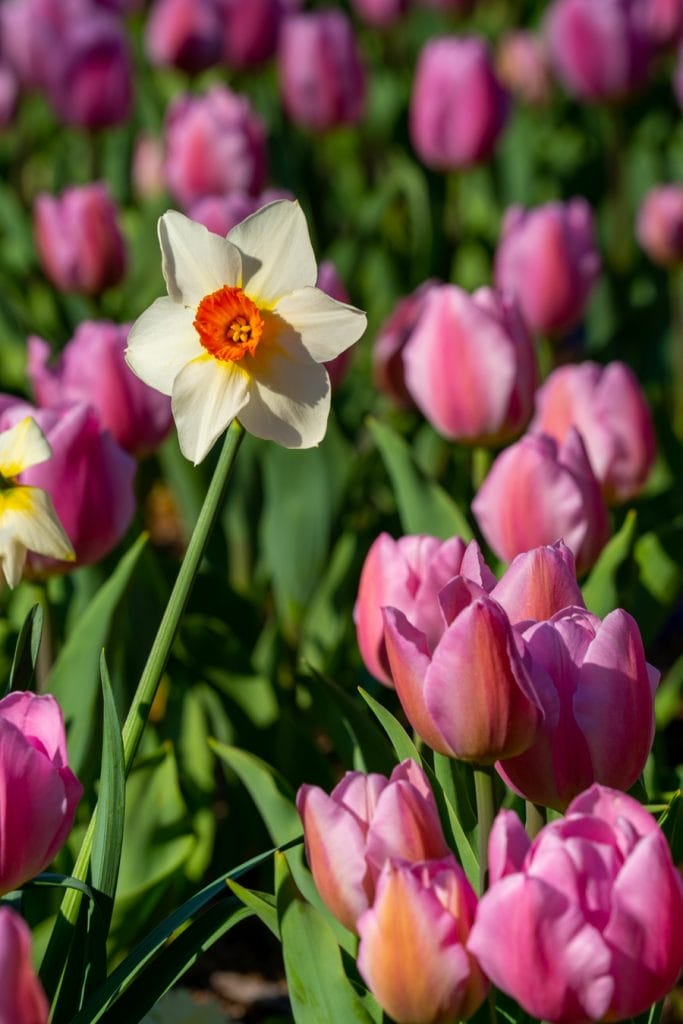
0;487;74;587
0;417;52;477
172;355;250;465
0;536;26;588
274;286;368;362
126;297;201;395
159;211;242;305
240;342;330;448
227;200;317;306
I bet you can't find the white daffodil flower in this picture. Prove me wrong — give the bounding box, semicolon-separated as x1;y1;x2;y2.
0;417;75;587
125;200;368;464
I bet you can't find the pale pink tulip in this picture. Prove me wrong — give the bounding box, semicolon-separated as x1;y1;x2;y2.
0;908;49;1024
497;30;552;107
637;183;683;266
490;541;584;626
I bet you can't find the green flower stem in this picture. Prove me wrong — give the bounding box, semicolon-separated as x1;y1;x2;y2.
41;422;245;996
471;447;491;492
525;800;546;840
473;764;495;894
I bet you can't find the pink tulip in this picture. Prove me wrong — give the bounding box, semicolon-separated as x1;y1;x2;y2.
530;360;656;504
350;0;408;28
316;261;355;389
132;133;166;200
469;786;683;1022
296;759;450;932
373;281;439;407
644;0;683;47
0;908;49;1024
28;322;173;457
0;399;136;570
188;188;294;238
357;858;488;1024
497;606;658;810
217;0;285;69
34;183;126;296
383;590;543;763
145;0;222;73
164;86;267;210
637;183;683;266
472;430;611;575
278;12;366;132
354;533;495;687
494;199;601;336
545;0;652;102
410;36;508;170
496;30;552;107
403;285;537;445
0;692;82;894
490;541;584;627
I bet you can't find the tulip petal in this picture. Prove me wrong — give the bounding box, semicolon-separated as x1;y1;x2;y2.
228;200;317;305
274;286;367;362
491;542;584;625
158;210;242;305
488;809;530;883
172;355;250;464
125;296;200;395
0;908;49;1024
366;778;449;875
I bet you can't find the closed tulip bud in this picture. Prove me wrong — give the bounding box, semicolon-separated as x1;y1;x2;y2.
545;0;652;102
373;281;439;407
164;86;267;209
351;0;408;28
494;199;601;336
218;0;284;69
34;183;126;296
316;261;355;389
410;36;508;170
383;590;543;763
0;908;49;1024
278;12;366;132
354;533;495;686
132;133;166;200
28;322;173;457
644;0;683;47
403;285;537;445
490;541;584;626
188;189;294;237
296;760;450;932
637;184;683;266
145;0;223;73
470;786;683;1022
530;360;656;504
357;858;488;1024
497;607;658;810
0;399;136;570
472;430;611;575
0;692;82;894
497;30;552;107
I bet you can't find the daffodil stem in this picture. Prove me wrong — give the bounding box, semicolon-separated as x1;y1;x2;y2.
41;421;245;998
525;800;546;840
474;764;495;894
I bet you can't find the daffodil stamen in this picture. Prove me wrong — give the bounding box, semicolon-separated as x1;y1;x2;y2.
193;285;264;363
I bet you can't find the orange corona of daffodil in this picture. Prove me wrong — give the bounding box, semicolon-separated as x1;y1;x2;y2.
0;417;75;588
125;200;367;464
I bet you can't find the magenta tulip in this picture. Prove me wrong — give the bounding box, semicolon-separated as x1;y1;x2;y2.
470;786;683;1022
497;606;658;810
164;86;267;209
0;692;82;894
28;322;173;457
357;858;488;1024
145;0;223;73
0;399;136;570
278;12;366;132
34;183;126;296
530;360;656;504
403;285;537;445
354;533;495;687
0;908;49;1023
383;589;543;763
644;0;683;47
297;760;450;933
472;430;611;575
545;0;652;102
410;36;508;170
637;184;683;266
373;281;439;407
217;0;285;69
496;30;552;107
490;541;584;627
494;199;601;336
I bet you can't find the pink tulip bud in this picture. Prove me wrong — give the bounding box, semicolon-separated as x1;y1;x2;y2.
470;785;683;1022
316;261;355;389
472;430;611;575
188;189;294;237
644;0;683;48
28;322;173;457
373;281;439;407
494;199;601;336
637;183;683;266
0;399;136;570
34;183;126;296
217;0;285;69
350;0;408;28
354;533;495;686
145;0;223;74
545;0;652;102
164;86;267;210
383;592;543;763
496;30;552;107
497;607;658;810
296;760;450;932
0;692;82;894
530;360;656;504
132;133;166;200
0;908;49;1024
357;858;488;1024
278;12;366;132
490;541;585;626
410;36;509;170
403;285;537;445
